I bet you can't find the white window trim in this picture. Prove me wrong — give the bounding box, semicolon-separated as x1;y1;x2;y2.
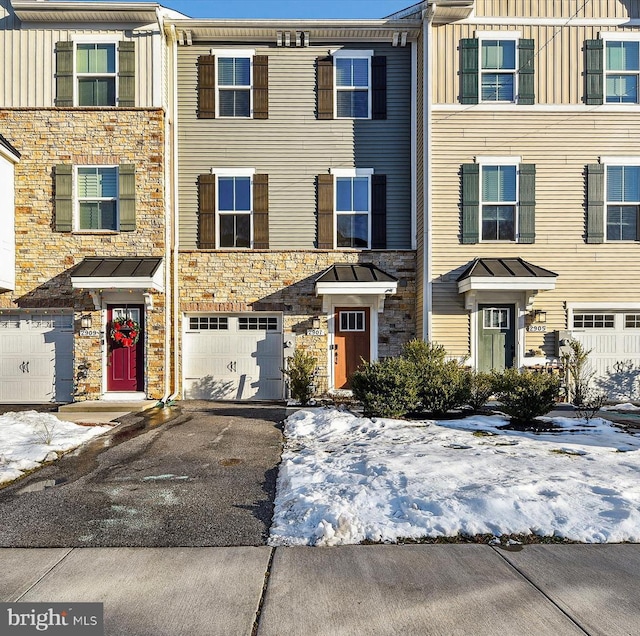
331;49;373;120
331;168;374;250
210;49;256;119
74;165;119;233
599;35;640;105
214;169;255;249
602;160;640;242
476;32;522;105
476;157;521;243
73;36;121;107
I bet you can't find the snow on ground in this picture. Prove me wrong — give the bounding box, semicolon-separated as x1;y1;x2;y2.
269;408;640;547
0;411;111;485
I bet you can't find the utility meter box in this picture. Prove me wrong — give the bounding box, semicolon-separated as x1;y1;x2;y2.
556;330;573;358
283;334;297;358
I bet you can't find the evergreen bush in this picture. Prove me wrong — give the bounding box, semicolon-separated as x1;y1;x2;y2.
283;349;317;405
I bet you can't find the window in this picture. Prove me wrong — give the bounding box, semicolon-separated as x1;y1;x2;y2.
77;167;118;230
238;316;278;330
483;308;510;329
218;176;252;247
605;40;639;103
55;40;135;107
573;314;615;328
460;34;534;105
339;311;366;332
336;176;370;247
189;316;229;330
218;56;251;117
625;314;640;328
76;43;116;106
481;40;516;102
606;165;640;241
481;164;517;240
335;57;370;118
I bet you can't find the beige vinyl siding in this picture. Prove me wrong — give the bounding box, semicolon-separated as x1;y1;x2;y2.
431;110;640;358
177;44;412;251
0;18;161;107
433;23;637;105
474;0;639;19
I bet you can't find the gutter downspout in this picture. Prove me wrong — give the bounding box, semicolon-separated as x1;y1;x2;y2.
423;3;435;341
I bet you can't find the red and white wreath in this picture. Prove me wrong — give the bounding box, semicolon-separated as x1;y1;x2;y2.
110;317;141;348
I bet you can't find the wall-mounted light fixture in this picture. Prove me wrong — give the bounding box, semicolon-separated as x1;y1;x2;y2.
80;314;92;328
531;310;547;323
312;316;321;329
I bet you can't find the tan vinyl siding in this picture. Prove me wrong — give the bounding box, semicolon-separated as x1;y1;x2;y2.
474;0;639;19
433;23;638;105
177;44;412;251
431;110;640;358
0;18;161;107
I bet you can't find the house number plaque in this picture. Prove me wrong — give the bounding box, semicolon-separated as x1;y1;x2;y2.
306;329;326;336
79;329;101;337
527;325;547;333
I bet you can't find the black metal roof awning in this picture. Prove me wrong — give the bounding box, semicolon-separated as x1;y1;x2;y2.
457;258;557;293
316;263;398;285
71;257;164;291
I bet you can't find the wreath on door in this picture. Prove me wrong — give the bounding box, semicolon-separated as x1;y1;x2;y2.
110;317;141;348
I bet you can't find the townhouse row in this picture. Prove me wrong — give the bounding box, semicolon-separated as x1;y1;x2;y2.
0;0;638;405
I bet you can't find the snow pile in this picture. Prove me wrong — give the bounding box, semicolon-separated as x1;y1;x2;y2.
0;411;111;485
269;408;640;546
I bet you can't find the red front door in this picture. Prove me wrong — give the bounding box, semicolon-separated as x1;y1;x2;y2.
107;305;144;392
334;307;371;389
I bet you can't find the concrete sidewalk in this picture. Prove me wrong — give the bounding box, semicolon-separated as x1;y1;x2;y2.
2;544;639;635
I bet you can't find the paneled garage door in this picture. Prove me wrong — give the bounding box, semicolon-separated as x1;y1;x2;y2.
183;314;283;400
572;311;640;401
0;313;74;403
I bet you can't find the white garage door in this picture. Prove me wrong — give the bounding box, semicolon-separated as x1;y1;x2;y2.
0;313;74;403
183;314;283;400
572;311;640;401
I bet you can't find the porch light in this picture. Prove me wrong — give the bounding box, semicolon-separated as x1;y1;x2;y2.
312;316;321;329
80;314;92;328
532;310;547;323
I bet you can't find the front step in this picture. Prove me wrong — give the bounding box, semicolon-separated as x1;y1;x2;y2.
58;400;158;413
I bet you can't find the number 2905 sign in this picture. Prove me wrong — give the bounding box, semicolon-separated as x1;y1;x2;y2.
527;324;547;332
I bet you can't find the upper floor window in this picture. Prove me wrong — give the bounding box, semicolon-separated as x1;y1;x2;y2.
336;173;371;247
460;33;535;105
335;55;370;118
55;39;135;107
218;175;252;247
481;164;517;240
197;51;268;119
605;41;640;103
77;166;118;230
606;165;640;240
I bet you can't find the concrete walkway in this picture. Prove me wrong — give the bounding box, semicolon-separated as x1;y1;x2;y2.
2;544;640;635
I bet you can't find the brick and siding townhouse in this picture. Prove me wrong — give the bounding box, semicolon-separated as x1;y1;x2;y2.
0;0;180;403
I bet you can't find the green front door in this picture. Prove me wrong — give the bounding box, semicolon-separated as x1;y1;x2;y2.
477;304;516;372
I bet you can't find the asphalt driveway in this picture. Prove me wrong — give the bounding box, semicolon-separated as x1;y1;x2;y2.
0;402;285;547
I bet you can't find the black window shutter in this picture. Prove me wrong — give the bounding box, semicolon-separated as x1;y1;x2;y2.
461;163;480;244
197;55;216;119
317;174;334;248
198;174;217;248
460;38;479;105
518;39;535;105
518;164;536;243
253;55;269;119
371;174;387;248
372;56;387;120
585;39;604;106
586;164;605;244
55;41;74;107
253;174;269;248
317;57;334;120
54;164;73;232
118;41;136;107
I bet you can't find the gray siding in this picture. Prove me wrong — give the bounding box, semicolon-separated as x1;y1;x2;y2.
177;43;412;250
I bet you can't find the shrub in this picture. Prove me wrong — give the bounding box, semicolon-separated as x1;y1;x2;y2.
401;339;471;415
493;368;561;426
283;349;317;405
351;357;419;418
574;389;607;423
466;371;496;412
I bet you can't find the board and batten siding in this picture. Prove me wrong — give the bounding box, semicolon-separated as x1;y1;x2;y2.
433;23;638;106
430;110;640;357
474;0;639;19
0;2;162;108
177;43;412;251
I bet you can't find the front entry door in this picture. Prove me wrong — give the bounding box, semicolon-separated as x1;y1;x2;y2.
477;304;516;373
107;305;144;392
334;307;370;389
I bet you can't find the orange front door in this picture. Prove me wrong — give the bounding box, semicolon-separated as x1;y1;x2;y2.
334;307;370;389
107;305;144;392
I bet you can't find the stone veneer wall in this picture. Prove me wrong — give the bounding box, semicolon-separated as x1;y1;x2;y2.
0;108;166;400
178;250;416;395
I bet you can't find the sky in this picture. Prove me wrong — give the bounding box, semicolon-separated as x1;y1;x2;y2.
159;0;418;20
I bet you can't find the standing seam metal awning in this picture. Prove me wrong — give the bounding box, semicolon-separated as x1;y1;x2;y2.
71;257;164;291
457;258;557;293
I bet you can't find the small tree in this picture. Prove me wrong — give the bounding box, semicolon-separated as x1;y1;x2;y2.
562;339;596;406
283;349;317;405
351;357;419;418
493;368;561;426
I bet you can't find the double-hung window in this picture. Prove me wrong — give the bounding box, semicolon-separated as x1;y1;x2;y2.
481;39;517;102
334;50;372;119
217;55;251;117
77;166;118;231
605;40;640;103
218;173;252;247
333;169;373;248
481;163;518;241
606;164;640;241
76;43;116;106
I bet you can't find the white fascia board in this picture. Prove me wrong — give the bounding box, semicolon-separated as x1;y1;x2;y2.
457;277;556;293
0;146;19;163
72;265;164;292
316;281;398;296
599;156;640;165
566;302;640;311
